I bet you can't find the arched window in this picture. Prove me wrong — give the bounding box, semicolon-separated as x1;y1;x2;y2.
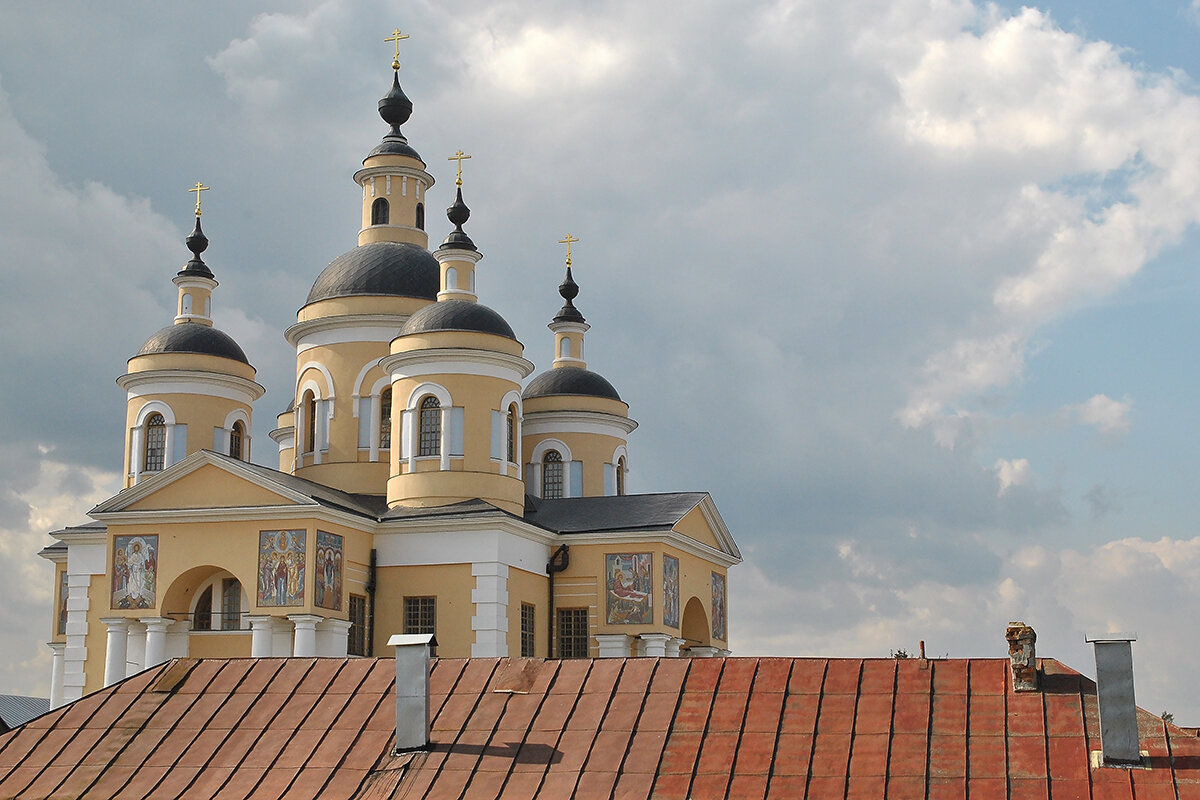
543;450;564;499
371;197;389;225
193;585;213;631
181;293;193;314
144;413;166;472
379;387;393;449
229;420;245;460
419;396;441;456
303;391;317;454
616;456;627;496
445;266;458;290
415;203;425;231
506;404;517;463
560;338;571;358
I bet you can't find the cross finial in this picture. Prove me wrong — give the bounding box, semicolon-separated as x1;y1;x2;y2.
385;27;409;71
558;234;580;267
188;182;210;217
448;150;472;187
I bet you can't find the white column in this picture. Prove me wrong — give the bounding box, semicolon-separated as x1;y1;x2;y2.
48;643;65;709
272;619;293;657
440;408;451;470
665;637;685;658
369;395;381;462
316;618;353;657
640;633;673;657
125;621;146;677
289;614;324;656
101;618;130;686
688;645;720;658
595;634;633;658
142;617;171;668
248;615;275;657
470;563;509;657
165;619;191;659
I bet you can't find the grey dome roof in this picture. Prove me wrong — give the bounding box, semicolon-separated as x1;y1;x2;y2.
523;367;621;401
398;299;516;339
306;242;439;305
136;323;249;364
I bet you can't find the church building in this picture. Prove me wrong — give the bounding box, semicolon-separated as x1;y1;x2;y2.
40;38;740;708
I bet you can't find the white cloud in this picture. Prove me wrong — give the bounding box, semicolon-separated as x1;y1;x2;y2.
994;457;1031;496
1067;393;1132;436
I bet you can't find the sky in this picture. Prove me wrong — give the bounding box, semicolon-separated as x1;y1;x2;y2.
2;0;1200;719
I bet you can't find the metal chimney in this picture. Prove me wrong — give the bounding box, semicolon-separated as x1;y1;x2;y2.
388;632;438;752
1085;632;1140;765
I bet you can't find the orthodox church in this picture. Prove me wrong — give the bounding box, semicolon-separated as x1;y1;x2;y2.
40;41;740;708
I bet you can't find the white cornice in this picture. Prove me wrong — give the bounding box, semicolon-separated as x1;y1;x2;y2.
91;504;378;533
353;164;434;187
560;528;742;568
433;247;482;264
285;314;409;348
695;494;742;560
523;409;639;437
548;320;590;334
116;369;266;402
375;513;560;543
381;348;535;381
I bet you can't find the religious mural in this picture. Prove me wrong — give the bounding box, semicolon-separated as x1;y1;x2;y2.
57;571;69;635
257;530;306;607
663;555;680;629
606;553;652;624
112;535;158;609
711;571;727;641
314;530;343;611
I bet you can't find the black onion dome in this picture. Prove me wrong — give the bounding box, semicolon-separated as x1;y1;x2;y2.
306;242;439;304
523;367;621;401
136;323;249;364
440;187;476;251
399;299;516;339
368;72;421;160
553;266;585;323
177;217;214;279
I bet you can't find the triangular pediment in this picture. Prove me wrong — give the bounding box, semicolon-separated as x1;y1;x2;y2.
673;496;741;560
92;452;319;515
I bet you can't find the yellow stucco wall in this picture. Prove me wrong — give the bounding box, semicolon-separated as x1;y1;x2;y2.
506;566;550;658
126;465;294;511
83;574;108;694
188;632;252;658
372;563;473;657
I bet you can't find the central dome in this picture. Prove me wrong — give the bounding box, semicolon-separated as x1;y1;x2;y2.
136;323;249;364
306;242;439;305
399;299;516;340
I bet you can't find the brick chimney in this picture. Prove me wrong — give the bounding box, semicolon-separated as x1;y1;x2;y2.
1005;621;1038;692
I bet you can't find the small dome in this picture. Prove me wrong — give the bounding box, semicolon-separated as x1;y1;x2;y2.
306;242;439;305
399;299;516;339
523;367;621;401
136;323;249;364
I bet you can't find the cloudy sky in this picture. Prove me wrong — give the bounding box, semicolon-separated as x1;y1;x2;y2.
3;0;1200;718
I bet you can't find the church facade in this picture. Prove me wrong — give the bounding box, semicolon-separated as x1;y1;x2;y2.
40;50;740;708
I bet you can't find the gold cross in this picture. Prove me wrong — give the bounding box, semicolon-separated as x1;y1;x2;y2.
448;150;472;186
385;28;409;71
558;234;580;267
188;182;210;217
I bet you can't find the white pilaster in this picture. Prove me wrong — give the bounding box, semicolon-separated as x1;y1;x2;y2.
125;621;146;677
62;572;93;702
640;633;673;657
316;618;353;657
272;619;293;657
440;408;451;470
48;642;65;709
101;617;130;686
142;617;171;668
595;633;633;658
248;615;275;657
470;562;510;657
289;614;324;657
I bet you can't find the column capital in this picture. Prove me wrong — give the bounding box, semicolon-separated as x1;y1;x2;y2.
594;633;633;658
46;641;66;653
287;613;325;628
140;616;173;632
318;618;354;632
100;616;131;630
246;615;276;629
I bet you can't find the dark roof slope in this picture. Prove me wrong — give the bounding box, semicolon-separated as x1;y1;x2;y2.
523;366;621;401
0;656;1194;799
213;455;389;518
398;299;516;340
306;242;439;304
525;492;707;533
136;324;249;364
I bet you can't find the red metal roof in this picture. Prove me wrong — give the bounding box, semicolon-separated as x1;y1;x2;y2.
0;655;1197;798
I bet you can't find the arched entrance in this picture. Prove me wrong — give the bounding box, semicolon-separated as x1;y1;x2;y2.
681;596;710;651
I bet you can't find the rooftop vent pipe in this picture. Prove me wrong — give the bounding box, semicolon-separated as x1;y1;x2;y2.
389;632;438;753
1085;632;1140;765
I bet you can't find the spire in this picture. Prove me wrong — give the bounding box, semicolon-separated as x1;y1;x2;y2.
178;185;214;279
554;234;584;323
441;151;477;251
369;28;420;160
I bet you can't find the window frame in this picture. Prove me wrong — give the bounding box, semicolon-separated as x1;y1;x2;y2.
143;413;167;472
543;450;564;499
418;396;441;457
348;594;367;656
556;607;589;658
520;603;536;658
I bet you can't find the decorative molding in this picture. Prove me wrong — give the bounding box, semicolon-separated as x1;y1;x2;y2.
523;409;639;437
382;349;535;382
118;370;265;403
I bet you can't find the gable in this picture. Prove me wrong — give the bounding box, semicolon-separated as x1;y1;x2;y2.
672;504;723;550
124;464;300;511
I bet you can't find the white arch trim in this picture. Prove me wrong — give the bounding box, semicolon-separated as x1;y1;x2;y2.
295;361;336;398
223;408;250;430
135;401;176;427
530;438;572;463
611;444;629;467
351;358;385;405
406;382;452;410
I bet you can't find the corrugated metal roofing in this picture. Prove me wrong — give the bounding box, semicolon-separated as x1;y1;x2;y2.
0;696;49;729
1;655;1196;798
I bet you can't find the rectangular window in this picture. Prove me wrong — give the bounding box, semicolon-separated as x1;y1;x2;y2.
556;608;589;658
404;596;437;655
520;603;536;657
221;578;241;630
348;594;367;656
